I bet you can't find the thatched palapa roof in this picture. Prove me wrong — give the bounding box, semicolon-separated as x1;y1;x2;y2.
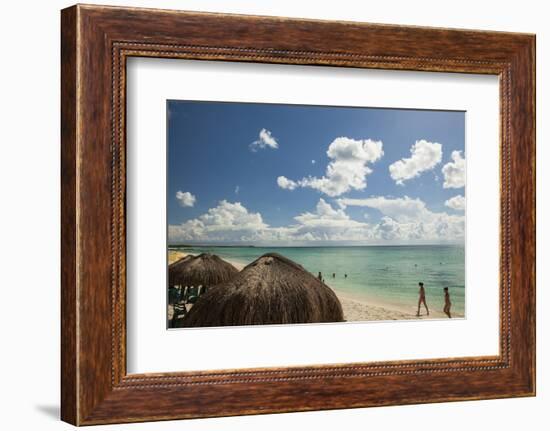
181;253;344;327
168;253;238;287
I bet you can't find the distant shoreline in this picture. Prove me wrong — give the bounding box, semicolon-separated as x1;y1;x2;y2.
168;250;461;322
169;243;465;249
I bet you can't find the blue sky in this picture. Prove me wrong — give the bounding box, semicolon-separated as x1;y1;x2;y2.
167;100;465;246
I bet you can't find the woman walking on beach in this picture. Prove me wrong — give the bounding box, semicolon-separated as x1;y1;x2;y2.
443;287;452;318
416;282;429;317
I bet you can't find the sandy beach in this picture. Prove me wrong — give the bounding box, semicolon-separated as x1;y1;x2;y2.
339;296;412;321
168;250;453;322
168;250;189;265
334;291;450;321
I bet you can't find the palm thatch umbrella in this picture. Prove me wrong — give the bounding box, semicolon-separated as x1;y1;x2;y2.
169;253;239;329
168;253;239;288
180;253;344;327
168;255;193;301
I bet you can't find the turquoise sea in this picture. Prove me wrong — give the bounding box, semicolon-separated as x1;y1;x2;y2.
169;245;465;317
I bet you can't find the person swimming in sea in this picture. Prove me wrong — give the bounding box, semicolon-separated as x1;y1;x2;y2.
443;287;452;318
416;282;430;317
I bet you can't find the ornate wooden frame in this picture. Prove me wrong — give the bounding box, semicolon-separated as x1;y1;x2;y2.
61;4;535;425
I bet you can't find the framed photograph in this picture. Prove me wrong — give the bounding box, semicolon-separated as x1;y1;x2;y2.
61;4;535;425
165;100;466;328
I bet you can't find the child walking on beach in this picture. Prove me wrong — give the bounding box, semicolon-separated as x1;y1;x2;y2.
416;282;429;317
443;287;452;318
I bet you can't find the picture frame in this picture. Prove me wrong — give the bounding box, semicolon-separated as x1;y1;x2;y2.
61;4;535;425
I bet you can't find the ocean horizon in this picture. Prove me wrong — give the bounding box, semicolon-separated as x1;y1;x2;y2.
168;244;465;317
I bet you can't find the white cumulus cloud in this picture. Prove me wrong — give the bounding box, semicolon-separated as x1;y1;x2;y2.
374;216;403;240
276;137;384;197
169;200;268;242
389;139;442;185
169;197;464;245
290;199;371;242
442;150;465;188
277;176;298;190
295;198;356;226
445;195;466;211
338;196;430;222
337;195;465;242
249;128;279;151
175;191;196;207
